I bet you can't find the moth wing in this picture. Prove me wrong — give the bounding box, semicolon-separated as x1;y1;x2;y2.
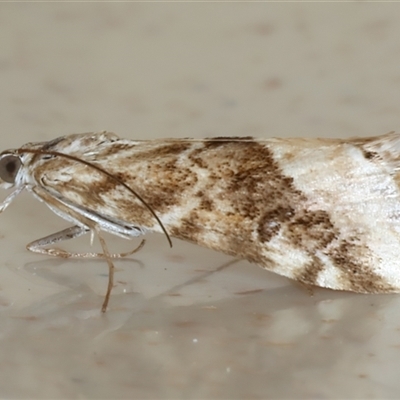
262;136;400;293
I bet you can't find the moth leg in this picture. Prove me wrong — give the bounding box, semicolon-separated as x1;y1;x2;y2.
96;229;114;313
26;225;146;259
0;186;24;213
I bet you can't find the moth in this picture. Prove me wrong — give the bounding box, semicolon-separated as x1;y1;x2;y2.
1;131;400;312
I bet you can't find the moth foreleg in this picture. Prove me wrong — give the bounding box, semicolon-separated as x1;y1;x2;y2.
0;186;25;213
26;225;145;259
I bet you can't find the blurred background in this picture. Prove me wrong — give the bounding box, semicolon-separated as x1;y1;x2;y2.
0;2;400;399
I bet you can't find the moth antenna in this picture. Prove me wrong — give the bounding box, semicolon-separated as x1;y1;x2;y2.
16;148;173;248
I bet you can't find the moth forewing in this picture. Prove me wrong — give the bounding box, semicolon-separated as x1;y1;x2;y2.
2;131;400;312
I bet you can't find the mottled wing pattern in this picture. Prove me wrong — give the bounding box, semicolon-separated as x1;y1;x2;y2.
21;132;400;293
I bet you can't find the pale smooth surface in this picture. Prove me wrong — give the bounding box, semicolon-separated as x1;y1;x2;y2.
1;3;400;399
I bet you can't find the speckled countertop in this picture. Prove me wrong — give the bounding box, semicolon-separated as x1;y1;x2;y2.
1;3;400;399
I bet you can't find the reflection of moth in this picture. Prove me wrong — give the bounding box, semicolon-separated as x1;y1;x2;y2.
1;131;400;311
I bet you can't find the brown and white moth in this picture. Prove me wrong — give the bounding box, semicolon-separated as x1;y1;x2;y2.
1;131;400;312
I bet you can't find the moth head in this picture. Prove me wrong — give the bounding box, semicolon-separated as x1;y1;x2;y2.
0;153;22;185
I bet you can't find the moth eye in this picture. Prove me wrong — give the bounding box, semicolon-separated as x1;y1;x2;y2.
0;155;22;183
